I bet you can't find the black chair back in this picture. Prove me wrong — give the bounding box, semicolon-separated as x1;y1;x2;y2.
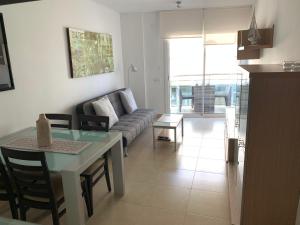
0;158;13;197
0;157;18;218
1;148;57;208
46;114;72;130
78;114;109;132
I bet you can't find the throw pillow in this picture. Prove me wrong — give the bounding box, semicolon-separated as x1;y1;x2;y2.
120;88;138;114
92;96;119;128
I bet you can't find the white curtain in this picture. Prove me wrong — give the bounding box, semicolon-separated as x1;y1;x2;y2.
204;7;252;44
160;9;204;38
160;7;252;43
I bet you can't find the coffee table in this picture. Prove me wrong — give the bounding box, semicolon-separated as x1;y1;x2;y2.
152;114;184;151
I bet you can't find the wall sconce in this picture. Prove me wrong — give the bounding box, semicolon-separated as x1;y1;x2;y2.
127;64;138;88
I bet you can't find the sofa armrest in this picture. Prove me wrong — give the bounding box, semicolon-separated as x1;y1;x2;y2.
78;114;109;132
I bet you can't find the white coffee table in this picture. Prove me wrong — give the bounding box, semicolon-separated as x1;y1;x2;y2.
152;114;184;151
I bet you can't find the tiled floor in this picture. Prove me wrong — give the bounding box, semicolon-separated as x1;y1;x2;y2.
0;118;230;225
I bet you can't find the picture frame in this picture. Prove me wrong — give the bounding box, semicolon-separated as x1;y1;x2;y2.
0;13;14;92
66;27;114;78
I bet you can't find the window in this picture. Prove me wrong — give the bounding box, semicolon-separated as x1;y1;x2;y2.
169;38;204;77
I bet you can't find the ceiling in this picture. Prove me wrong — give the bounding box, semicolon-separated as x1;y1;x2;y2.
95;0;254;13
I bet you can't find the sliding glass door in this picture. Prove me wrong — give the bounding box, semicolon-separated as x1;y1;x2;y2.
168;37;204;114
167;37;240;116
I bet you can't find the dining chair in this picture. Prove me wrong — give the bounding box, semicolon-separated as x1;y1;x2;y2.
193;85;215;113
78;114;111;217
179;86;194;112
45;114;73;130
1;148;66;225
0;158;18;219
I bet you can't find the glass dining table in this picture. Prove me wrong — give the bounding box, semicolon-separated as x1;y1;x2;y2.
0;127;125;225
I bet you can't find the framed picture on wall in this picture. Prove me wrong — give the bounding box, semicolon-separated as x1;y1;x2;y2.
66;27;114;78
0;13;14;92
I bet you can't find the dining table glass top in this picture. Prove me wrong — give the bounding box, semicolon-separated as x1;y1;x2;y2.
0;127;122;173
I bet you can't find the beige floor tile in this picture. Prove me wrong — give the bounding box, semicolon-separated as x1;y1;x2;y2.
184;132;203;138
125;164;160;184
160;156;198;171
196;159;226;174
202;132;224;139
201;139;225;148
181;138;202;147
150;150;179;162
154;141;182;153
88;201;143;225
146;185;191;212
184;214;230;225
187;190;229;220
192;172;227;193
124;154;162;171
156;169;195;188
135;207;185;225
177;145;200;157
120;181;155;206
198;148;225;160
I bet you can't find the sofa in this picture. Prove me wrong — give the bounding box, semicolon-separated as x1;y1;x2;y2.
76;88;156;155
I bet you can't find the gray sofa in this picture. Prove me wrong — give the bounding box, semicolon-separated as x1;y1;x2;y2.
76;88;156;155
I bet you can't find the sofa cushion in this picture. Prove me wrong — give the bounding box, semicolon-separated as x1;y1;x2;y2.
110;123;137;146
133;109;156;124
92;96;119;128
81;90;126;118
120;89;138;114
110;108;156;145
107;91;126;118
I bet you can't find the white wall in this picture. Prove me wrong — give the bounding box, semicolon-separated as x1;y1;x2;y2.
120;13;147;108
254;0;300;63
142;12;165;112
0;0;124;137
121;12;165;112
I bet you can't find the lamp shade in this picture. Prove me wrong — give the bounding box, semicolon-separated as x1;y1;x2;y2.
129;64;138;72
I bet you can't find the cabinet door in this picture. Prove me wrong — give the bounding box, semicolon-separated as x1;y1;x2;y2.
241;75;300;225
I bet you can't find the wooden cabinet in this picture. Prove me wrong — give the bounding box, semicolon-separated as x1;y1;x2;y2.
228;64;300;225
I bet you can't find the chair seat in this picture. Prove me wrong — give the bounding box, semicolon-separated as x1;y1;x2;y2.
0;181;15;194
81;158;105;177
24;173;64;203
51;173;64;201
